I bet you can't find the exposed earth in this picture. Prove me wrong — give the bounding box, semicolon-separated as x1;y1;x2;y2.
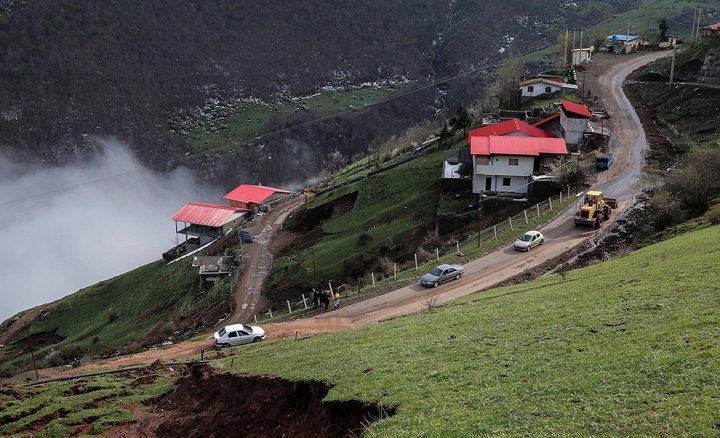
9;51;687;436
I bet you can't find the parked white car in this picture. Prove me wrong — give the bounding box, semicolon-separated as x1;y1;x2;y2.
214;323;265;347
514;230;544;251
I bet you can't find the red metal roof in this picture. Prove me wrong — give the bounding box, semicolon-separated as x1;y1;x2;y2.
470;136;568;156
223;184;291;204
560;99;592;118
532;113;560;127
172;203;247;227
467;119;554;143
702;23;720;30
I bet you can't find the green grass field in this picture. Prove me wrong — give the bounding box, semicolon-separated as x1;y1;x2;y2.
225;224;720;436
5;224;717;436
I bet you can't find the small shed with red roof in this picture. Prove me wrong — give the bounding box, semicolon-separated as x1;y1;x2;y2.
172;203;248;247
223;184;291;212
559;99;592;146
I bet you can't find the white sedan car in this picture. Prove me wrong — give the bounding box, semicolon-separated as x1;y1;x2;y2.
514;230;544;251
214;323;265;347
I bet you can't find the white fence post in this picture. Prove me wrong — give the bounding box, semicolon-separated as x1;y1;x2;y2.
549;197;553;210
268;309;273;318
254;314;257;323
559;191;562;203
435;248;440;261
287;300;292;313
567;185;571;198
414;253;418;270
493;225;498;240
524;210;528;224
394;263;397;280
328;281;333;294
302;294;307;309
456;241;460;254
508;217;513;230
536;203;540;218
372;272;375;287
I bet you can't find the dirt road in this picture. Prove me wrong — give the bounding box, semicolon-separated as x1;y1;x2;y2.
57;52;671;374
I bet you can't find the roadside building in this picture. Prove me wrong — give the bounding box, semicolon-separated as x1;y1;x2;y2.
571;46;594;66
558;99;592;147
700;23;720;38
172;203;248;247
519;78;578;100
223;184;291;213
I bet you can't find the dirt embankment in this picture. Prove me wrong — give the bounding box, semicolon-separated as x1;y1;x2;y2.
105;365;393;438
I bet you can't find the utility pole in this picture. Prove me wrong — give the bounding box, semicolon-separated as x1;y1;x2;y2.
669;44;677;87
626;23;630;54
562;29;569;74
691;7;697;41
698;7;703;41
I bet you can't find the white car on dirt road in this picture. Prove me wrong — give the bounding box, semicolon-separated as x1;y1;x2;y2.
214;324;265;347
513;230;544;251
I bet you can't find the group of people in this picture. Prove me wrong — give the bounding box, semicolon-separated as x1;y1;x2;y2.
313;289;340;310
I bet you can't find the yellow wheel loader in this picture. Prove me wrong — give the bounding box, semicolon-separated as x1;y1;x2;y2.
574;190;618;228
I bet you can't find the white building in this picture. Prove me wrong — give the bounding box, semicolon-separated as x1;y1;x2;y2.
559;100;592;146
519;78;578;98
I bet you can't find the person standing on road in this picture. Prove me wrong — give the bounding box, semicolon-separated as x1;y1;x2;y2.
334;291;341;309
323;290;330;310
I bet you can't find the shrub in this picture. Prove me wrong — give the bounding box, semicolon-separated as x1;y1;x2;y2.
704;205;720;224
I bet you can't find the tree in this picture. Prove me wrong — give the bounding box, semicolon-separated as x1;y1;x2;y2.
495;55;524;109
658;18;669;41
437;123;452;149
449;106;471;135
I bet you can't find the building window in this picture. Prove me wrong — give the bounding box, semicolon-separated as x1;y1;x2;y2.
509;158;519;166
502;177;511;186
527;85;534;92
543;157;554;166
545;86;552;93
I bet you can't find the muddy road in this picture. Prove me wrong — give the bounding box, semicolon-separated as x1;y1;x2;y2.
45;52;671;375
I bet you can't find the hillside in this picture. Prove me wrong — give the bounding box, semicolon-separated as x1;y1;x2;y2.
2;223;718;435
0;0;648;188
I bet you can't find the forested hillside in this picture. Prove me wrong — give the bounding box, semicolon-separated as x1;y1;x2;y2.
0;0;639;187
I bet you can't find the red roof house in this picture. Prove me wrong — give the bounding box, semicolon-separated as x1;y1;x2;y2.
172;203;247;227
223;184;291;212
560;99;592;118
467;119;555;143
470;136;568;157
559;99;593;146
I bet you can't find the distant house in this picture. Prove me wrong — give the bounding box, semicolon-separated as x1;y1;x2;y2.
470;136;568;197
603;34;648;54
223;184;291;212
571;46;594;66
701;23;720;38
519;78;578;99
172;203;248;246
558;99;592;147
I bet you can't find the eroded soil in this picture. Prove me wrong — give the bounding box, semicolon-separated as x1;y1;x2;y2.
105;365;393;438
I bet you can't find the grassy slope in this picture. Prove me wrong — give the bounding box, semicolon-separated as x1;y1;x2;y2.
1;259;204;374
266;142;446;297
227;224;720;436
188;84;410;152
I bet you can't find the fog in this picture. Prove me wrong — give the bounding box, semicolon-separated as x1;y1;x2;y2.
0;140;221;322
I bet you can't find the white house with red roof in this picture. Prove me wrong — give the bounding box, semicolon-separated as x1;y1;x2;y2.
467;119;568;196
171;203;249;247
223;184;291;212
558;99;592;146
519;78;578;99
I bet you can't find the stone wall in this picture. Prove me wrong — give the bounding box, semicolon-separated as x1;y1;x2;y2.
699;49;720;86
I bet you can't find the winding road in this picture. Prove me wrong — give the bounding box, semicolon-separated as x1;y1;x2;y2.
63;52;671;372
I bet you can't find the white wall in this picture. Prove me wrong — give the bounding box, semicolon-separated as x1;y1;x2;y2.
560;111;588;145
521;82;561;97
472;155;534;195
